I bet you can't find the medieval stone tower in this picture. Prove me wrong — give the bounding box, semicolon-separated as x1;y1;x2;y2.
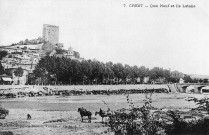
42;24;59;44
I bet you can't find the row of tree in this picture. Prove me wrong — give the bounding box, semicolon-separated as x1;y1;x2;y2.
0;49;206;85
32;56;186;85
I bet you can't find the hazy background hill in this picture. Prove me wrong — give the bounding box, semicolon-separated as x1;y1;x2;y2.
190;74;209;79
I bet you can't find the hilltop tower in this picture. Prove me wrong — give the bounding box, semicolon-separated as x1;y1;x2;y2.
42;24;59;44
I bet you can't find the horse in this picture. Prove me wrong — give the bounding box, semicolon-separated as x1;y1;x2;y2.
78;108;92;123
0;108;9;119
27;114;32;120
95;108;112;123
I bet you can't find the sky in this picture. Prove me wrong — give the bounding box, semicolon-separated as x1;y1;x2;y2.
0;0;209;75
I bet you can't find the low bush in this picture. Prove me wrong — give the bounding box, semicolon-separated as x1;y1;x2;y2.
164;110;209;135
106;94;209;135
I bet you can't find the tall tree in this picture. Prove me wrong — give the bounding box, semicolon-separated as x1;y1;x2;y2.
113;63;124;84
0;51;8;60
123;64;132;83
0;62;4;75
183;74;193;83
33;55;184;85
139;66;149;78
14;67;24;85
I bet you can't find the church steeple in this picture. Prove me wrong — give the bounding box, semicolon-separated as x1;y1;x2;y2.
67;46;74;55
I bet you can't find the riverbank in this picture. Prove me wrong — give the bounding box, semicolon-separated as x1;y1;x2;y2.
0;93;207;135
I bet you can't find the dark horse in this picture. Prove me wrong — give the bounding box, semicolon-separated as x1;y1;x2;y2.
95;108;111;123
0;108;9;119
78;108;92;123
27;114;32;120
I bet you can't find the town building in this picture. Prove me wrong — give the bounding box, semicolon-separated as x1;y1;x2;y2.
4;68;29;85
143;77;150;83
53;47;77;60
0;74;12;85
0;24;81;85
179;78;184;83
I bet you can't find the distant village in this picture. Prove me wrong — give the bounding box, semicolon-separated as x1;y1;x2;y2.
0;24;208;86
0;24;81;85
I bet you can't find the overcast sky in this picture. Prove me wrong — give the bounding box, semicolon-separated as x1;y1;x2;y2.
0;0;209;75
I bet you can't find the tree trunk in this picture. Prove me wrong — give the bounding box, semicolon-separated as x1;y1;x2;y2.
18;76;20;85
